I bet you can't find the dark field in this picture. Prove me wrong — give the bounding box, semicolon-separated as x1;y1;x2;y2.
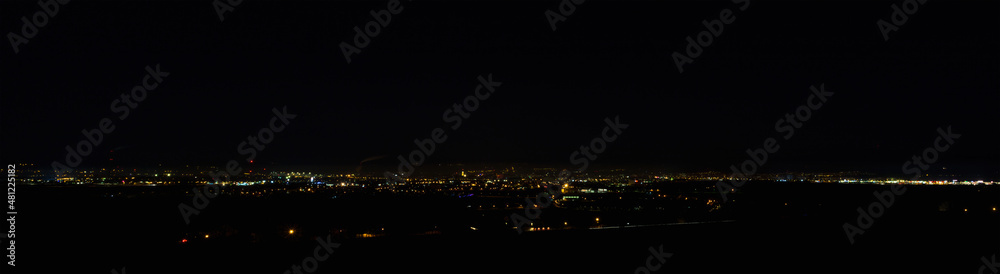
10;182;998;273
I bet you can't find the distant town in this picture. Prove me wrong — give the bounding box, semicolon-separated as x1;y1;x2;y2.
8;163;994;188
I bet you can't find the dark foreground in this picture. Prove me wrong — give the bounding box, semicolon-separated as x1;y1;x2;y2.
9;182;999;273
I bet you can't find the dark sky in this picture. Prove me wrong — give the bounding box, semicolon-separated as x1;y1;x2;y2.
1;0;998;177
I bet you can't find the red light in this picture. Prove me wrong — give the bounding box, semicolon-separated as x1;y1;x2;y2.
181;239;187;243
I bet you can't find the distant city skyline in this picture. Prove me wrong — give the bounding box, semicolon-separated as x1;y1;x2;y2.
8;161;997;183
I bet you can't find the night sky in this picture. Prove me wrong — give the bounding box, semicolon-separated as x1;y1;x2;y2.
1;0;997;177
